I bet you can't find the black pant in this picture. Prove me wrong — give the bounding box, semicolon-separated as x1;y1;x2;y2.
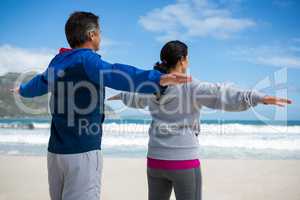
147;167;202;200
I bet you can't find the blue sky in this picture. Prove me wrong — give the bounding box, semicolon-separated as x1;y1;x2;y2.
0;0;299;120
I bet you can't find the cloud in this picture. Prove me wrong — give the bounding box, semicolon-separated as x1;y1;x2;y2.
0;37;129;75
0;45;54;75
101;37;122;48
98;37;132;56
139;0;256;41
230;45;300;68
256;56;300;68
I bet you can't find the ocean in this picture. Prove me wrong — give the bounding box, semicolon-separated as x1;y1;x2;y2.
0;118;299;159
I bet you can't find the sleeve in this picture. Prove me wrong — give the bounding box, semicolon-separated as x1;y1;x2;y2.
83;51;164;94
19;70;49;98
120;92;150;109
192;81;266;111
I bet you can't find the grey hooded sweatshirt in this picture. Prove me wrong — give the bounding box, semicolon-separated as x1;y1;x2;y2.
120;80;266;160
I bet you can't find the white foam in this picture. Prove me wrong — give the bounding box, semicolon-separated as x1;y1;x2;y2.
32;123;50;129
1;122;299;134
0;123;299;151
103;123;300;134
7;150;20;155
0;133;48;145
199;135;300;151
103;123;149;133
102;137;147;147
200;123;300;134
0;122;50;129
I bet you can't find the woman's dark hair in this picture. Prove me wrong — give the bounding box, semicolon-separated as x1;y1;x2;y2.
65;11;99;48
154;40;188;73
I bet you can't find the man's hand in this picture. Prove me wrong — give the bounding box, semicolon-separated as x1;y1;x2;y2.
260;96;292;107
10;87;20;94
107;94;122;101
159;73;192;86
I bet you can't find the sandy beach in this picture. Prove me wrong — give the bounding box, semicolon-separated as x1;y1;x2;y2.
0;156;299;200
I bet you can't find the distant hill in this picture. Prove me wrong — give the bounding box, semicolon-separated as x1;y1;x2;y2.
0;72;118;118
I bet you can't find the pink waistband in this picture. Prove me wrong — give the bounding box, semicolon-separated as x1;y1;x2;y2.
147;157;200;170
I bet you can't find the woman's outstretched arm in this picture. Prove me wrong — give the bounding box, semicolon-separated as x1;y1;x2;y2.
107;92;151;109
191;81;291;111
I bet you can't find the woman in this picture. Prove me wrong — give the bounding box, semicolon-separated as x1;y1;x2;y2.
108;40;291;200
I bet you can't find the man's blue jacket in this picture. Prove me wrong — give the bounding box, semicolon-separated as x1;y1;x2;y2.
20;48;163;154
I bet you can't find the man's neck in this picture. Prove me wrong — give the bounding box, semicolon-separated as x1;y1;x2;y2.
76;43;95;51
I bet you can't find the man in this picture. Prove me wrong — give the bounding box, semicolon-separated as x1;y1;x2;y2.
12;11;191;200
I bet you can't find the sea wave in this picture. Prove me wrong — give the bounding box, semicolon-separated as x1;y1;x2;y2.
0;128;299;151
102;123;300;135
199;136;300;151
0;122;50;129
0;122;300;134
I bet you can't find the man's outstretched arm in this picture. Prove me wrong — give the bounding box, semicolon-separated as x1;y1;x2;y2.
83;51;191;93
16;70;49;98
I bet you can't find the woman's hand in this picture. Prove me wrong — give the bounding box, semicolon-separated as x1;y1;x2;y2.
159;73;192;86
107;93;122;101
260;96;292;107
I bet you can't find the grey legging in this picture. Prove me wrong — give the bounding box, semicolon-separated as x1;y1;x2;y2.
147;167;202;200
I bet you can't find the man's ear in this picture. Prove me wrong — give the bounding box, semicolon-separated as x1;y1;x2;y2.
89;31;95;41
88;32;94;41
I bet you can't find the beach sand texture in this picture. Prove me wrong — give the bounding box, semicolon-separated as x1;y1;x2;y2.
0;156;299;200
